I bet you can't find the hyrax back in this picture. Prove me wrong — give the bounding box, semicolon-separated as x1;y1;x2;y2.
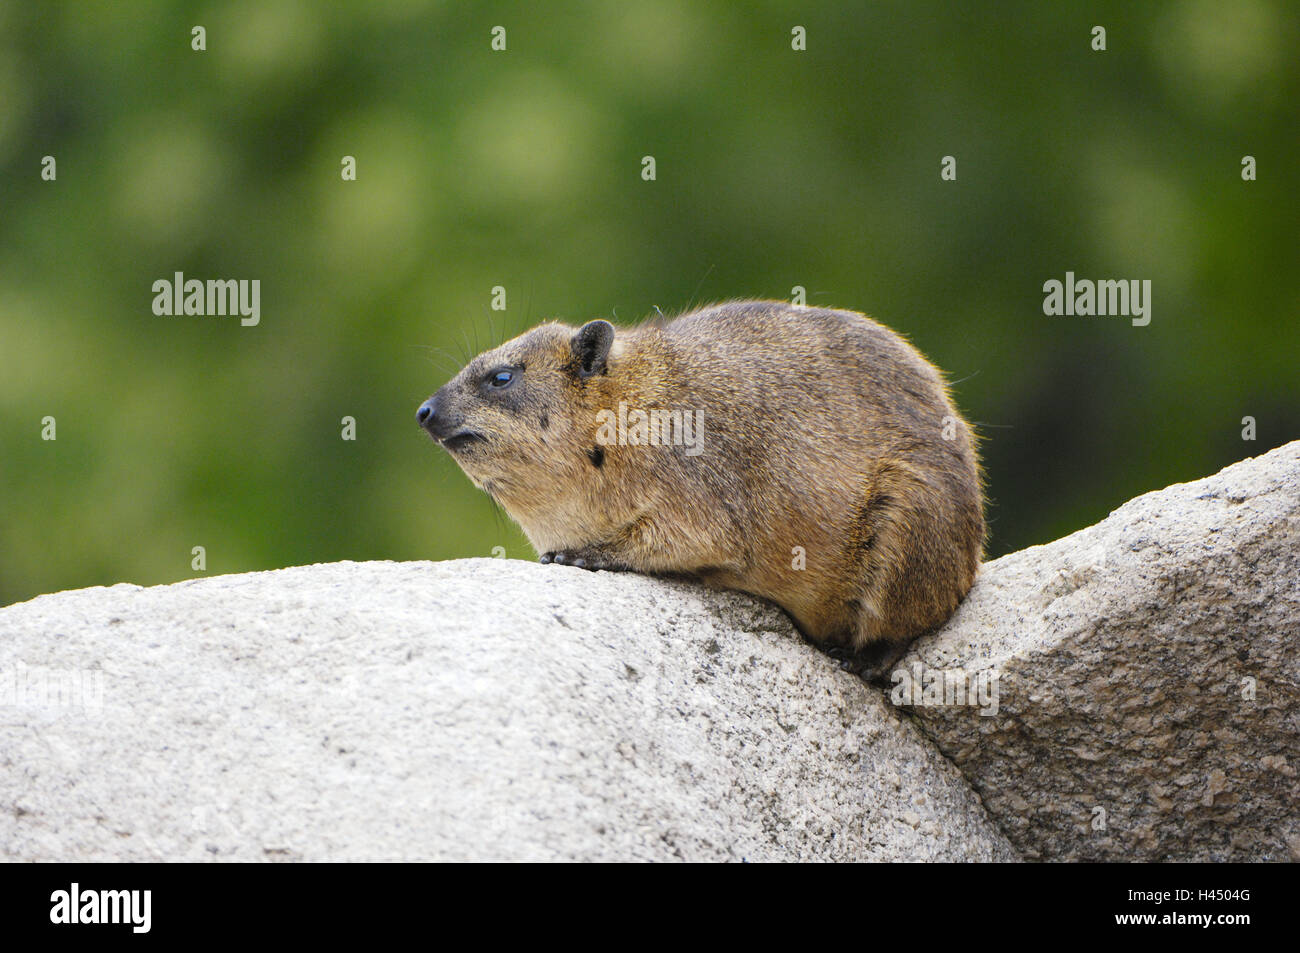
418;300;983;651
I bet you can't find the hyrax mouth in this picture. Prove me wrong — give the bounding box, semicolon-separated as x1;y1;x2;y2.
440;430;487;453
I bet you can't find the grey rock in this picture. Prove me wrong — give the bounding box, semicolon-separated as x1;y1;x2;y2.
8;442;1293;862
0;559;1016;861
894;440;1300;861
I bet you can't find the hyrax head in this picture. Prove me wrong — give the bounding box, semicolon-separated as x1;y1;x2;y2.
416;319;616;515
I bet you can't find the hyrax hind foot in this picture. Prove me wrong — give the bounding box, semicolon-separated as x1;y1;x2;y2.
820;637;912;685
540;549;633;572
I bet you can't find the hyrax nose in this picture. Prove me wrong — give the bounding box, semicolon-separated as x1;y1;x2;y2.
418;395;439;426
416;396;437;428
417;391;459;440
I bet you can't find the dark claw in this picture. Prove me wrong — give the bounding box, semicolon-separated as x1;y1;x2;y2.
541;550;623;572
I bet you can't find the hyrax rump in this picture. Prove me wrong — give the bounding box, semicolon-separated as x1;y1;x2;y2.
417;300;983;651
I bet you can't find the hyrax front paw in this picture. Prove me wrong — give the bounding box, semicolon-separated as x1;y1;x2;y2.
540;550;631;572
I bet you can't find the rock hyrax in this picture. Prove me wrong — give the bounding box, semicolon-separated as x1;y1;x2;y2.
417;300;983;652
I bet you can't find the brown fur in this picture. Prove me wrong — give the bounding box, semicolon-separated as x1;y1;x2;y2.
418;300;984;651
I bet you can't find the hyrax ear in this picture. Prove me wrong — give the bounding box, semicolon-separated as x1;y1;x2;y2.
571;320;615;378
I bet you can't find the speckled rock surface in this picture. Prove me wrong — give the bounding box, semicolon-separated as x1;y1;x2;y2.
895;440;1300;861
0;559;1016;862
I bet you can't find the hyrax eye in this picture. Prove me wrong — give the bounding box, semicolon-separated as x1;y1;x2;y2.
488;369;515;388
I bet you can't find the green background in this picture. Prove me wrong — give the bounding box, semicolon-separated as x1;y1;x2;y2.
2;1;1296;606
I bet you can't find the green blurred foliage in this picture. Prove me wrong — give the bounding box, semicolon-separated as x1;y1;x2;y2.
1;1;1297;605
